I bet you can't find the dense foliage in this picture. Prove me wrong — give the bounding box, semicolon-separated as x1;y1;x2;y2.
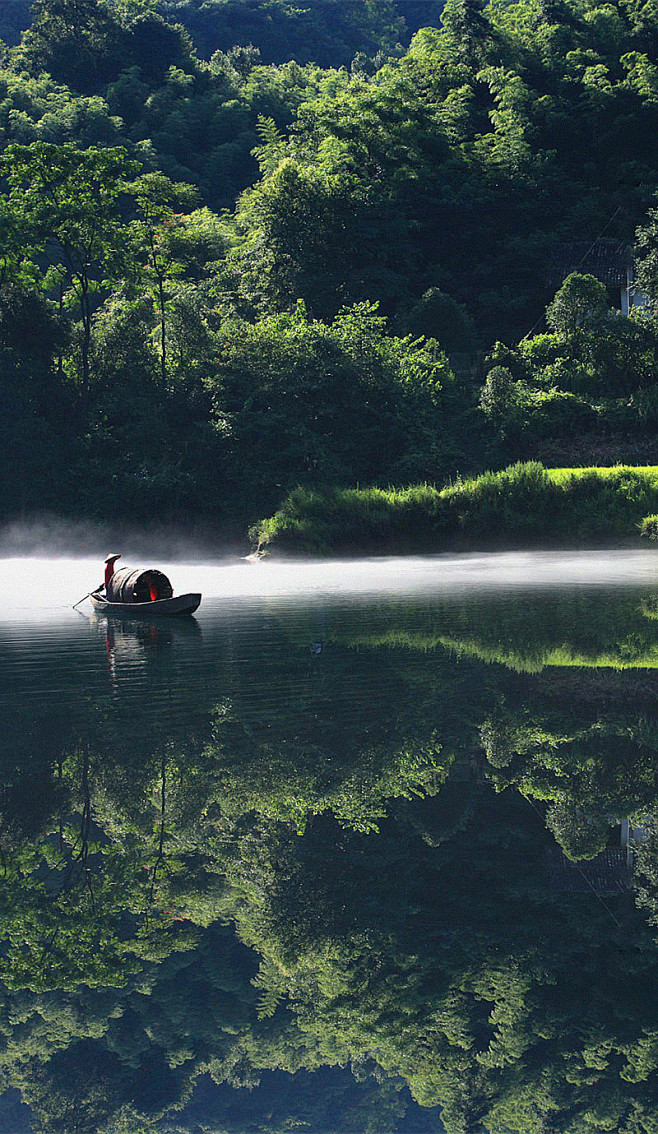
0;1;446;64
157;0;432;67
4;0;658;534
0;1;32;46
9;6;658;1131
6;5;658;1129
252;461;658;553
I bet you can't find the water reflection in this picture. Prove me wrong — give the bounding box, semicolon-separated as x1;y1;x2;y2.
93;614;202;696
3;561;658;1132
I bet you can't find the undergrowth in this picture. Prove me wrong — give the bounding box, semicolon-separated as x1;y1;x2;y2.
251;463;658;555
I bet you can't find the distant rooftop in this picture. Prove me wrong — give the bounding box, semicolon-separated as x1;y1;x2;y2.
548;846;632;893
549;239;633;288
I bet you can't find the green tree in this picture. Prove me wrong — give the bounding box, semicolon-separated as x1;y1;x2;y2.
479;365;526;439
16;0;124;93
545;272;611;337
127;171;199;384
1;142;139;414
635;201;658;311
208;300;453;513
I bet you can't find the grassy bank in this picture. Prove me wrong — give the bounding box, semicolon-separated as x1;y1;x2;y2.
251;462;658;556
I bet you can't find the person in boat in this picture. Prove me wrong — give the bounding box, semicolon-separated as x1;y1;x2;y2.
103;553;121;595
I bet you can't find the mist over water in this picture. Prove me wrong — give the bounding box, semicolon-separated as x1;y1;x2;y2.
0;514;236;562
1;548;658;618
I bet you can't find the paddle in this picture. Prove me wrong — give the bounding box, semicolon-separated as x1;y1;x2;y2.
72;588;100;610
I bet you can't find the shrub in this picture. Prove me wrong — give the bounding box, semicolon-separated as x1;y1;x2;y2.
479;366;528;437
529;389;598;435
640;514;658;540
632;385;658;426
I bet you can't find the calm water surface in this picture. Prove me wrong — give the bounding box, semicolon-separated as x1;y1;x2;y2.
2;551;658;1134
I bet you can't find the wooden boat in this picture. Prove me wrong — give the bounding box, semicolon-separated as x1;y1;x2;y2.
91;590;201;617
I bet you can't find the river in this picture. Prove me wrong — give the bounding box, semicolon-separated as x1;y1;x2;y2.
2;550;658;1134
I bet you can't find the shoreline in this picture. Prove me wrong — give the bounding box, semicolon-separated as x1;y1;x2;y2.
252;463;658;558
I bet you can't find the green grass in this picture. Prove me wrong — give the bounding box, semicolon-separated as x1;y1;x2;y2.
548;466;658;481
251;462;658;556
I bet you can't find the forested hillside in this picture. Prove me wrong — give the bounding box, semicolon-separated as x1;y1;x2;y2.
4;0;658;536
0;1;446;58
158;0;446;65
0;1;32;46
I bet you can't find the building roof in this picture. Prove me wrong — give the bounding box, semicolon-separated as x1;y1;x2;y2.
549;240;633;289
548;847;632;893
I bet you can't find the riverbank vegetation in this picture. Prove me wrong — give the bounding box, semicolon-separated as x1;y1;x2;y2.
6;0;658;547
252;462;658;554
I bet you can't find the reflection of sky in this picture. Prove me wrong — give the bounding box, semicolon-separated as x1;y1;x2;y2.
2;549;658;620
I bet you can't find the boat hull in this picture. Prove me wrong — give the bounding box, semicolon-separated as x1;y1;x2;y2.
90;591;201;617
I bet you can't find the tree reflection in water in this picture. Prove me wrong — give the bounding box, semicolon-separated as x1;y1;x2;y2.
3;588;658;1132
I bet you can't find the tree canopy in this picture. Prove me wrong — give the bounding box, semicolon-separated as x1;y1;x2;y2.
3;0;658;524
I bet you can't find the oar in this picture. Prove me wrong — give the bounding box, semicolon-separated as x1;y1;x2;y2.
72;588;99;610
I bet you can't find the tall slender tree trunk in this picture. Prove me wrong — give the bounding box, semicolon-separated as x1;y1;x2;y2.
79;276;92;424
158;273;167;385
